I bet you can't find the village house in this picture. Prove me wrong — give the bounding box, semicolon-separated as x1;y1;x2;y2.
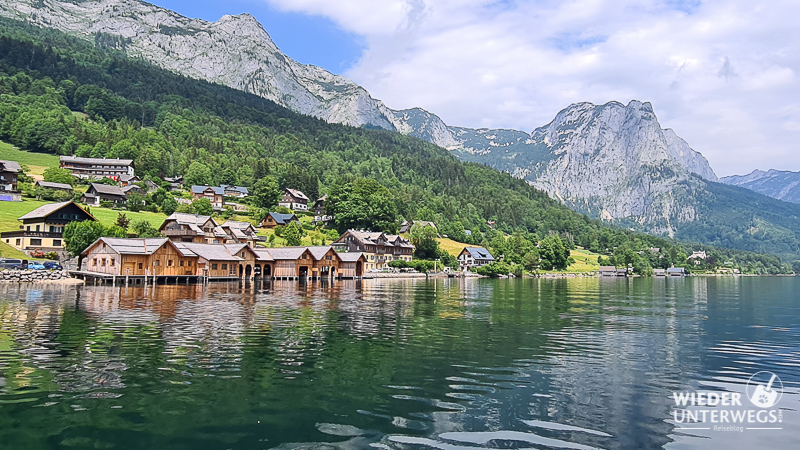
399;220;437;234
598;266;628;277
122;184;146;197
82;183;127;206
458;247;494;271
164;175;184;191
333;230;414;271
278;188;309;211
35;180;73;195
1;200;96;251
219;220;263;246
159;213;221;244
119;174;141;187
0;159;21;193
60;156;134;180
191;185;225;209
261;212;299;229
313;195;332;225
220;185;249;198
687;251;707;265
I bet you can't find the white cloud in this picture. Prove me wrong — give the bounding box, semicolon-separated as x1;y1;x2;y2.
262;0;800;176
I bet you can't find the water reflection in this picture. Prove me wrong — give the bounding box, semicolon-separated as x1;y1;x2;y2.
0;278;798;449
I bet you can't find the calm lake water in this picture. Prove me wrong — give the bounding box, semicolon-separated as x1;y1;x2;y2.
0;277;798;449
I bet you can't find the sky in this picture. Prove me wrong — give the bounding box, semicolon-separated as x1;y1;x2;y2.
153;0;800;177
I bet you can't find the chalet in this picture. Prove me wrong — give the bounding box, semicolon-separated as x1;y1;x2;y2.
35;180;73;194
60;156;134;180
82;238;198;277
667;267;687;277
164;175;184;191
122;184;145;197
191;185;224;209
307;246;341;279
220;185;249;198
261;212;299;229
1;201;96;251
0;159;21;193
313;195;332;225
278;188;309;211
458;247;494;270
219;220;262;246
82;183;126;206
688;251;707;265
119;174;141;187
144;180;159;193
399;220;437;234
159;213;220;244
268;247;315;279
334;230;414;271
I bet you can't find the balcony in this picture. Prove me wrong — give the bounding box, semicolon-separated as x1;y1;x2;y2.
162;229;201;237
0;231;62;238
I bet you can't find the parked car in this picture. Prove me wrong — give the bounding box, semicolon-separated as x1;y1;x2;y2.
43;261;63;270
0;258;24;270
26;261;46;270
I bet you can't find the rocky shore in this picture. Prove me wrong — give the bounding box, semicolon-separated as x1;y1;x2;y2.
0;269;75;283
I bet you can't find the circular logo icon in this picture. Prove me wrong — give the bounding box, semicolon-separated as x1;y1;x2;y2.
746;371;783;408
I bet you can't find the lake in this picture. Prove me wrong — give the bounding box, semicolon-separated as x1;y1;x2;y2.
0;277;798;449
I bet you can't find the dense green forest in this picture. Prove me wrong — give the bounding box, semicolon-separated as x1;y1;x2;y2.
0;17;794;274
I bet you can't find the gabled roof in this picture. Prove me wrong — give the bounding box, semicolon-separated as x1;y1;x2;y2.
35;181;72;190
89;183;125;196
0;160;21;172
18;201;96;222
222;220;256;232
162;212;217;228
122;185;144;194
60;156;133;166
86;237;170;256
173;242;242;261
191;185;224;195
598;266;617;271
267;247;311;260
266;212;297;225
119;174;139;182
284;188;308;201
338;252;365;262
462;247;494;261
306;246;336;261
220;185;249;195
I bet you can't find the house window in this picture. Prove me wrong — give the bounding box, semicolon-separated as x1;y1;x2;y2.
180;260;184;267
154;260;160;266
110;259;115;267
138;263;143;269
188;261;192;267
168;260;173;267
35;225;40;231
101;259;106;266
93;258;97;266
15;239;20;245
212;263;218;270
325;255;332;260
222;264;228;270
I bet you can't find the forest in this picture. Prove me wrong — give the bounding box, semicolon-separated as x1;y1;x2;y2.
0;17;793;274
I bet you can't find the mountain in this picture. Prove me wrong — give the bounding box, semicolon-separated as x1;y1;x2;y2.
450;101;718;235
721;170;800;204
0;1;717;227
3;1;800;262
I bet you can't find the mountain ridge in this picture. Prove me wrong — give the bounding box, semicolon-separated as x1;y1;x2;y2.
721;169;800;204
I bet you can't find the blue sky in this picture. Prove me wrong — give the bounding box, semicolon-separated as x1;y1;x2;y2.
147;0;800;176
153;0;361;72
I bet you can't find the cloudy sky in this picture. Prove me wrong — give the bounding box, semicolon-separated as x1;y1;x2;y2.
160;0;799;176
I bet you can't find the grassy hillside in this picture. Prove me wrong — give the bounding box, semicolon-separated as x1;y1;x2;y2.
0;141;58;178
0;199;167;232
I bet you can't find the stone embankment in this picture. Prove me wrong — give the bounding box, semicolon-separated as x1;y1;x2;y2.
1;269;71;282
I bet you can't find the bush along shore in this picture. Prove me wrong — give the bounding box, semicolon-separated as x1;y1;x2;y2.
1;269;71;282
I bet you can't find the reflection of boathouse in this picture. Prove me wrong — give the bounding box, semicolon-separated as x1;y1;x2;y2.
77;237;366;284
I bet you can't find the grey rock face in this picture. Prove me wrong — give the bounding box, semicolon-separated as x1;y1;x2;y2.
721;169;800;204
